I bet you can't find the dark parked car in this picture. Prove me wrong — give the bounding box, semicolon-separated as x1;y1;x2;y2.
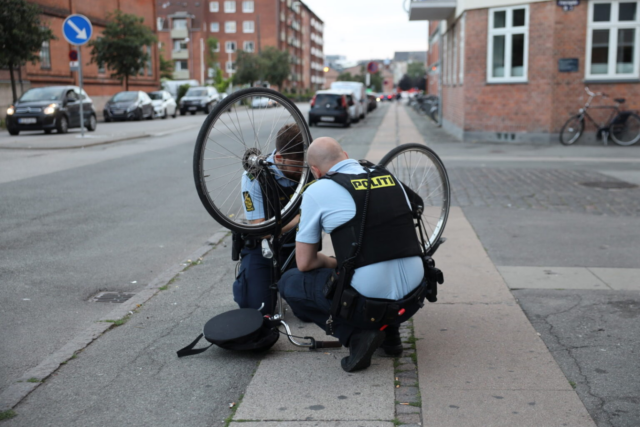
103;91;154;121
179;87;220;115
5;86;97;135
367;94;377;112
308;90;352;128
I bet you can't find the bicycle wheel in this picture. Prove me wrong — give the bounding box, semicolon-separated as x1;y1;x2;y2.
378;143;450;250
193;88;312;235
610;112;640;146
559;115;584;145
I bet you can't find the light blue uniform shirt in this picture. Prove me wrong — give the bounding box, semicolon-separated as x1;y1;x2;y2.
296;159;424;300
241;152;296;221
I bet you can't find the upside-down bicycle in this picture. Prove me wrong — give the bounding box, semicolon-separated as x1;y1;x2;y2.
190;88;451;350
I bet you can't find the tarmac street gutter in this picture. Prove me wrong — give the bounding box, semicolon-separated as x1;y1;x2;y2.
0;228;230;412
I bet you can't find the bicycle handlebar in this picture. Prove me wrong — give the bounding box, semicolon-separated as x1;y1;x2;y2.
585;86;607;98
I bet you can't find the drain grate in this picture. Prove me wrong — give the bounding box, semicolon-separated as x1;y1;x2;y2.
580;181;638;190
91;292;136;303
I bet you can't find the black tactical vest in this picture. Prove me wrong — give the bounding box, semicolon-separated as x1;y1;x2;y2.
322;164;423;269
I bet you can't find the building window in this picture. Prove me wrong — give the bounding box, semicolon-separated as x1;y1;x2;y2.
157;17;164;30
487;5;529;83
459;13;465;84
210;1;219;12
225;21;236;33
224;1;236;12
586;1;639;79
173;39;188;51
226;61;236;72
281;30;286;41
452;25;458;85
212;40;220;52
210;22;219;32
242;1;254;12
175;60;188;71
39;39;51;69
243;21;254;33
173;18;187;29
225;41;236;52
244;41;255;52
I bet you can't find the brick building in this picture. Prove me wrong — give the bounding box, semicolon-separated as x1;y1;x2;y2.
410;0;640;143
0;0;160;117
156;0;324;91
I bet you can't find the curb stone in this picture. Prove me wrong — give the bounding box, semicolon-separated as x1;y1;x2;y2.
394;319;423;426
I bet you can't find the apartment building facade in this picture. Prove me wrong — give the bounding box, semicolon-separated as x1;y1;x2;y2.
0;0;159;114
156;0;324;91
410;0;640;143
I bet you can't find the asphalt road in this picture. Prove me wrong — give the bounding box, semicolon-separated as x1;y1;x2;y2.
0;102;388;394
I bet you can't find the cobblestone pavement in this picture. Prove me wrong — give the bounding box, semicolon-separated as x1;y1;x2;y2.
447;167;640;217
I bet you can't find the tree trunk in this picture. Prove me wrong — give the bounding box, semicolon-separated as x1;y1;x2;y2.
9;62;17;103
125;75;129;91
18;64;24;95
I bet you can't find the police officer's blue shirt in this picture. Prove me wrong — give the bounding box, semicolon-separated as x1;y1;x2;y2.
296;159;424;300
241;152;297;221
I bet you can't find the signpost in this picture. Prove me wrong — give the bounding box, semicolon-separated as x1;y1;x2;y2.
366;62;379;89
62;15;93;137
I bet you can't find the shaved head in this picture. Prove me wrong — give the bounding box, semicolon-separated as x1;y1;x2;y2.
308;137;348;177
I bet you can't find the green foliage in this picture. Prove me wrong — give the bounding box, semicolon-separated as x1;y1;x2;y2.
260;47;289;89
158;47;173;80
27;377;40;383
206;37;219;69
337;70;383;92
88;10;157;90
233;50;262;86
177;83;191;103
0;410;17;421
0;0;55;102
407;62;426;80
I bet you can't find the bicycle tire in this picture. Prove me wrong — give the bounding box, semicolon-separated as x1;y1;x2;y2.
559;115;584;145
610;112;640;146
193;88;312;235
378;143;450;250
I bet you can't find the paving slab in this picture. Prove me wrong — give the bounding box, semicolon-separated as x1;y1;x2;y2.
234;351;395;422
422;390;596;427
414;208;595;426
498;266;612;290
230;422;393;426
589;267;640;290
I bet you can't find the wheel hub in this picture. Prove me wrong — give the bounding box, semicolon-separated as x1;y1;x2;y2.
242;148;263;174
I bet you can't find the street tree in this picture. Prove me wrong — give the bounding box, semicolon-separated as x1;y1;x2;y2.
233;50;262;86
88;10;156;90
158;47;173;80
398;74;414;91
261;47;289;89
0;0;54;102
206;37;219;70
406;62;426;81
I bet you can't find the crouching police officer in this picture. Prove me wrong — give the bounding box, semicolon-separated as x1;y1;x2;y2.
233;123;306;315
278;137;429;372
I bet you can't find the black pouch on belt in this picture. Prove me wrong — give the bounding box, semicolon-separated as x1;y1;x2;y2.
338;288;358;320
363;299;389;324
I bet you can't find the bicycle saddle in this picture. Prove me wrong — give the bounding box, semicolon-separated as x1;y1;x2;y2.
615;98;626;104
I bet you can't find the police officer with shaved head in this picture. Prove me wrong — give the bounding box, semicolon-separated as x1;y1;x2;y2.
278;137;429;372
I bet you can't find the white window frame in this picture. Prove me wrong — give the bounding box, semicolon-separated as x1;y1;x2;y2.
210;1;219;12
212;40;220;52
224;1;236;13
225;41;236;53
585;1;640;80
157;17;164;30
459;13;465;84
210;22;219;32
487;4;529;83
243;21;255;33
225;21;237;33
243;41;255;52
226;61;236;73
242;1;254;13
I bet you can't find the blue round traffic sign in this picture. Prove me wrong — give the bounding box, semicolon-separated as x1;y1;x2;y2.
62;14;93;46
367;61;379;74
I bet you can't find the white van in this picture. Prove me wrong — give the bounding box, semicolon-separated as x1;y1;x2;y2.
162;79;200;99
331;81;366;120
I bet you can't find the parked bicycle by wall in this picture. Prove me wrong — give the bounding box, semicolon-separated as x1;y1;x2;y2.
560;87;640;146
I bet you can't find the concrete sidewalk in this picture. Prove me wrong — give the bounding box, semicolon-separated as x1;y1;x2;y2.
0;119;199;150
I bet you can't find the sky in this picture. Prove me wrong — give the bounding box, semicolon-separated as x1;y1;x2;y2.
302;0;429;62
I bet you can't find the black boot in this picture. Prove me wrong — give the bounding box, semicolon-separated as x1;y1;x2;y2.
380;325;403;356
341;330;385;372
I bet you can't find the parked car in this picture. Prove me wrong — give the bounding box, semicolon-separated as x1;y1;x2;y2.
308;90;352;128
330;81;366;120
251;97;277;108
367;94;377;112
104;91;154;121
179;87;219;115
161;79;200;99
5;86;97;135
330;90;358;123
148;90;177;119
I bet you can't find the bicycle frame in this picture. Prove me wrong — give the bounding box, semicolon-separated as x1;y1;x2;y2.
577;87;622;145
